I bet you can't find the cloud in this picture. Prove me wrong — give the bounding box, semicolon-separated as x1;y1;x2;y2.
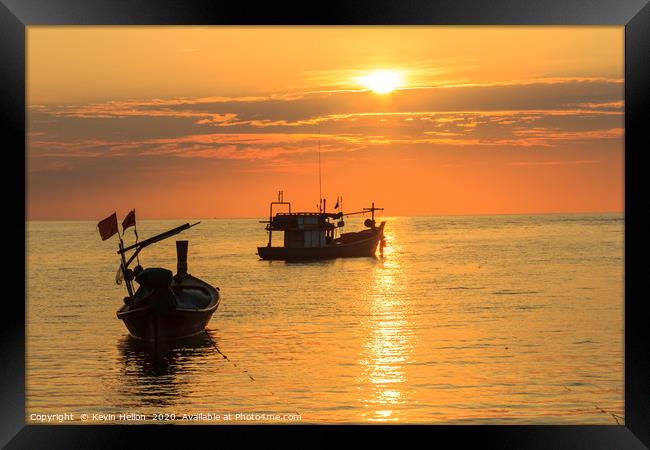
28;77;623;166
507;160;601;166
35;77;623;122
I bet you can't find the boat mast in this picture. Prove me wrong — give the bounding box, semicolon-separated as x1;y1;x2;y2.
362;202;384;222
343;203;385;219
318;123;322;213
118;235;134;297
265;190;291;247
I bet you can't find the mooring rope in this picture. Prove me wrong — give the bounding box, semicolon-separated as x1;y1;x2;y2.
383;239;404;257
203;329;255;381
561;383;624;424
202;329;301;416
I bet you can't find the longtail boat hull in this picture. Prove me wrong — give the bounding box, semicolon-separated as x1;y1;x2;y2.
116;273;220;342
117;306;217;341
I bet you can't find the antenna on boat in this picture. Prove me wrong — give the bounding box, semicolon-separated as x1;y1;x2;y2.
318;123;322;213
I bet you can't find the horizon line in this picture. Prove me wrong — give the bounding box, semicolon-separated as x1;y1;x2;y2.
25;209;624;222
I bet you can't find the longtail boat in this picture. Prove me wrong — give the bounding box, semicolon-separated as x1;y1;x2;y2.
98;213;220;342
257;192;386;261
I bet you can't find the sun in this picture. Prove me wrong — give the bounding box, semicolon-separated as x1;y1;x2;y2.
357;70;403;94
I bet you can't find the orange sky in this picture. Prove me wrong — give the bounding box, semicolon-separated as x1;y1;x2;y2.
27;26;624;220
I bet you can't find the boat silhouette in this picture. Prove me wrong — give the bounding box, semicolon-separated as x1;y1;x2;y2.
257;191;386;260
100;218;220;342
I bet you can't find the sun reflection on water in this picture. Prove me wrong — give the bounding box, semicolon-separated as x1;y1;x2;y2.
358;234;415;422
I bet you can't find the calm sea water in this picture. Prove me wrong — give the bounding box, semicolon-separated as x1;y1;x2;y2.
26;214;624;424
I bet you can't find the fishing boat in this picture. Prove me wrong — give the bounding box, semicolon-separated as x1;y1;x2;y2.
257;191;386;261
98;213;220;342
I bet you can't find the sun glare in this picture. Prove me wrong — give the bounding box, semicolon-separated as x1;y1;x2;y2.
357;70;403;94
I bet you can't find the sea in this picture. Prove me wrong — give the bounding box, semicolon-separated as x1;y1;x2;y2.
26;213;624;424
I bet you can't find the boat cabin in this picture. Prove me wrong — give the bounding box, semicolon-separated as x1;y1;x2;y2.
261;190;350;249
268;211;343;248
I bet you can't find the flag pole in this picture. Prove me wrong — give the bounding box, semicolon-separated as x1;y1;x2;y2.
133;210;140;266
117;224;134;297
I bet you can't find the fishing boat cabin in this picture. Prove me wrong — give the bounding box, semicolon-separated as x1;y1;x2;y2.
257;191;386;260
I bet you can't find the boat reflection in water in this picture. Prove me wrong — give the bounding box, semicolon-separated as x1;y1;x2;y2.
118;332;216;375
116;332;217;407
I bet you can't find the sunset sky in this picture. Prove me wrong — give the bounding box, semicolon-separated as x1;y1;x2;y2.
27;26;624;220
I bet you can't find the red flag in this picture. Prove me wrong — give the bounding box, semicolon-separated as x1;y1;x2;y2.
97;212;118;241
122;209;136;232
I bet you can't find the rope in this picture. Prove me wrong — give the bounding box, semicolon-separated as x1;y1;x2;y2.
203;330;255;381
202;329;300;416
383;240;404;257
561;384;624;424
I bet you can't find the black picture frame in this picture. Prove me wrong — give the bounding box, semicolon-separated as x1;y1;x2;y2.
2;0;648;448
